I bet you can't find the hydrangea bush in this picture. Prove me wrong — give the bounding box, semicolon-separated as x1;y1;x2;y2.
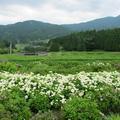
0;71;120;105
0;71;120;119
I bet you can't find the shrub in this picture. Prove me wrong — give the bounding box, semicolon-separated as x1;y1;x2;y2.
0;48;8;54
63;97;102;120
30;111;59;120
30;63;50;74
86;62;113;72
29;93;50;113
107;114;120;120
0;88;31;120
0;62;18;73
85;86;120;114
0;103;12;120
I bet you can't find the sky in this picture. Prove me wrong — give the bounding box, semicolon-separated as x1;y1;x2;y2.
0;0;120;25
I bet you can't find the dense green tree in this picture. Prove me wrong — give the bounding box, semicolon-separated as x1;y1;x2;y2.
49;42;60;51
49;28;120;52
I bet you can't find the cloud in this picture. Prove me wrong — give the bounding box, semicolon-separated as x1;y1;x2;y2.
0;0;119;25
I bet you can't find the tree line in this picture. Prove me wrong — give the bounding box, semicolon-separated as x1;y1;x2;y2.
48;28;120;51
0;28;120;53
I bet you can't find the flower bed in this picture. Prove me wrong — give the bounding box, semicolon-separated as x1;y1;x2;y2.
0;71;120;119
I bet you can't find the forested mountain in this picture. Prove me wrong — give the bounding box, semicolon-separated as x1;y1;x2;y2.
49;28;120;51
63;15;120;31
0;15;120;53
0;20;71;44
0;15;120;45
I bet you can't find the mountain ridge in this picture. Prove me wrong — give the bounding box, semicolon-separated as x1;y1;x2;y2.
0;20;71;43
63;15;120;31
0;15;120;26
0;15;120;43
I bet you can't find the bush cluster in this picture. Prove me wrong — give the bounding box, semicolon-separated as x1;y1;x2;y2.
63;97;102;120
0;62;18;73
0;72;120;119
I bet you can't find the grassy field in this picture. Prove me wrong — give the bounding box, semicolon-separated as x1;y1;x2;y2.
1;52;120;61
0;52;120;120
0;52;120;74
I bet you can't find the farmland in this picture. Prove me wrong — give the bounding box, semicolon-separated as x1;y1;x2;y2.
0;52;120;74
0;52;120;120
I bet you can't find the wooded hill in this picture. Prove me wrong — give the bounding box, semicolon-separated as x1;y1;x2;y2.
0;15;120;53
0;15;120;46
49;28;120;51
0;20;71;47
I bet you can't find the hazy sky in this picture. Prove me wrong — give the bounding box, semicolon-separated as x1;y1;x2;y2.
0;0;120;25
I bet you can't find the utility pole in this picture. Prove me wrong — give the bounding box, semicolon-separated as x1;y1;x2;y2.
9;41;12;54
